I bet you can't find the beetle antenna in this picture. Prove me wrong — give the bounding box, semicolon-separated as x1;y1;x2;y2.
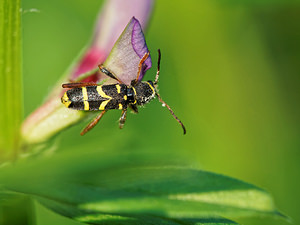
154;49;161;85
155;91;186;134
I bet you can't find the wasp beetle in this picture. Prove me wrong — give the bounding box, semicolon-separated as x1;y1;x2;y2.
61;50;186;135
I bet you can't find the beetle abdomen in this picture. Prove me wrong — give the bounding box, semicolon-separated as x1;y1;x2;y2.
61;84;128;111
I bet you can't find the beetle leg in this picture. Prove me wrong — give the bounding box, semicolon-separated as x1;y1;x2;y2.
69;68;99;83
98;65;123;83
119;109;127;129
131;51;150;86
80;110;106;135
62;82;98;88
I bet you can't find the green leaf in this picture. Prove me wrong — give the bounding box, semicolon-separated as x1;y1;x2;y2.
0;191;35;225
219;0;300;5
38;198;238;225
0;146;283;224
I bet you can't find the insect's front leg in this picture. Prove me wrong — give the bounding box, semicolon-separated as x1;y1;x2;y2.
119;109;127;129
131;51;150;86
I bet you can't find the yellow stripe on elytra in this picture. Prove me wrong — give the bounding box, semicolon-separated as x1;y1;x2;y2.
116;84;121;94
124;95;127;101
132;87;137;104
62;92;71;108
132;87;137;96
84;101;89;110
99;100;110;110
146;82;155;94
82;87;88;100
82;87;90;110
118;103;123;109
97;86;112;99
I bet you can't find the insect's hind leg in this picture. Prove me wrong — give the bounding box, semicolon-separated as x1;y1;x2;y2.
119;109;127;129
67;68;99;83
81;110;106;136
62;82;98;88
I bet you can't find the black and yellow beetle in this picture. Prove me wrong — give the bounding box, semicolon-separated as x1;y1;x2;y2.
61;50;186;135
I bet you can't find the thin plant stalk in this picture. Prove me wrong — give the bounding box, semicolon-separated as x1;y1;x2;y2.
0;0;35;224
0;0;23;162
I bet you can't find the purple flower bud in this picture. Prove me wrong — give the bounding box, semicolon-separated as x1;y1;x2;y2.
102;17;152;85
70;0;154;83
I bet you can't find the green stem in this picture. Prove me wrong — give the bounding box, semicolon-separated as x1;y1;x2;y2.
0;0;23;162
0;3;34;224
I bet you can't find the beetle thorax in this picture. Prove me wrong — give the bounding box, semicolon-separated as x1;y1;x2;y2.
133;81;156;105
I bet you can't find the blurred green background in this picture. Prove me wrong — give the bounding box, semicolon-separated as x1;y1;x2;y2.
22;0;300;225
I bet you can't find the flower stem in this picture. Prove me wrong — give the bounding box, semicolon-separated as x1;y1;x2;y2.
0;0;23;162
